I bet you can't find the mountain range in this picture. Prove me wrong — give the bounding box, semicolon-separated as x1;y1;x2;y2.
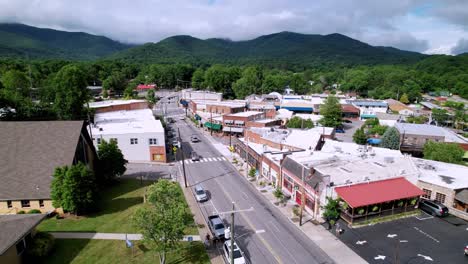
0;23;429;66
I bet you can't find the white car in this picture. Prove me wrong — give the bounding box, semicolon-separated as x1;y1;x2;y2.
223;240;246;264
194;185;208;202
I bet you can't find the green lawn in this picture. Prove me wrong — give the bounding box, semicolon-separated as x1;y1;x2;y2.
36;239;210;264
38;179;198;234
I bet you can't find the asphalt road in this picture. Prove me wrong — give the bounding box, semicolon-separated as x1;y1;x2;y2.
170;115;334;264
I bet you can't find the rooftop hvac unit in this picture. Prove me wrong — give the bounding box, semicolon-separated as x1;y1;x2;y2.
384;156;394;163
99;127;103;131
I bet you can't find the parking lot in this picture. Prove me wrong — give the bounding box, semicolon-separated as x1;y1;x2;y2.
335;119;364;142
333;212;467;263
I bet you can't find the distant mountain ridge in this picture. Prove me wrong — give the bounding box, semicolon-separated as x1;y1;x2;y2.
0;23;429;66
111;31;427;66
0;23;132;60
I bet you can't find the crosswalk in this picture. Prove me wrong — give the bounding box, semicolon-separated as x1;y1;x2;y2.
179;157;227;164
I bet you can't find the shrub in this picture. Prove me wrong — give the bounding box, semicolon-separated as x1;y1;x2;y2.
27;232;55;257
292;206;300;216
273;188;284;200
259;181;265;187
357;208;365;215
329;219;336;226
410;198;417;206
17;210;26;214
372;206;379;212
28;209;42;214
248;168;256;178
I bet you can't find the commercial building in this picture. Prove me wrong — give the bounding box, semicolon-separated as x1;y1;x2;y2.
206;101;246;115
376;112;402;127
341;104;360;119
0;214;45;264
181;89;222;101
222;111;265;135
91;109;166;162
395;123;468;153
0;121;97;214
348;100;388;120
386;99;415;116
88;99;148;114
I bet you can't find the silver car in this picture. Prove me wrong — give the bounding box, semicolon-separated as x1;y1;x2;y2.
194;185;208;202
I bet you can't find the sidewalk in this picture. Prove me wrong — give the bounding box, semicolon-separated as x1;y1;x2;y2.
194;123;367;264
178;174;225;264
50;232;200;241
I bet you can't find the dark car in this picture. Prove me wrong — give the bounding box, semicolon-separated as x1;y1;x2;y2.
335;128;345;133
343;119;352;123
419;199;449;217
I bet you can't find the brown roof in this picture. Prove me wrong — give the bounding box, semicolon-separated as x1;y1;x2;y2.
341;104;360;113
0;214;45;254
386;99;412;112
0;121;84;200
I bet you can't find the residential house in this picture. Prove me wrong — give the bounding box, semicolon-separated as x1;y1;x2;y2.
0;121;97;214
0;214;45;264
90;109;166;162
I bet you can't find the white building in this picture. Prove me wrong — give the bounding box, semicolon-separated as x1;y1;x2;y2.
181;89;222;101
90;109;166;162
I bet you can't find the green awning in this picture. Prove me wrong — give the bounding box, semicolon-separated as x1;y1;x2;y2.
204;122;222;130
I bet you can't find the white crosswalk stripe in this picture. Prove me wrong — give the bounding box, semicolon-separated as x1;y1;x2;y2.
180;156;227;164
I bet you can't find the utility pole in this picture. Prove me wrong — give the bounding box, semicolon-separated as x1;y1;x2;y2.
230;202;235;264
229;126;232;147
178;128;188;187
210;111;213;136
299;165;306;226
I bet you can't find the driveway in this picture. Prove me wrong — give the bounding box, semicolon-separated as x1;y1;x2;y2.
333;212;467;263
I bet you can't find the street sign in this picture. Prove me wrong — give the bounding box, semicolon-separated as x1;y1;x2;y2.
172;146;178;153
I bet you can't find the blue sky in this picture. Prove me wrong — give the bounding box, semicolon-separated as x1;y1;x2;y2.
1;0;467;54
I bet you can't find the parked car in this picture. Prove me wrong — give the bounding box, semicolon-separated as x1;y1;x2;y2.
335;128;345;133
419;199;449;217
464;244;468;256
343;119;352;123
223;239;246;264
191;135;200;143
194;185;208;202
191;151;200;161
208;215;225;240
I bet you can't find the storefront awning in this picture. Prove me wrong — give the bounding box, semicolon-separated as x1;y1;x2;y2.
361;114;377;119
335;177;424;208
204;122;222;130
223;126;244;133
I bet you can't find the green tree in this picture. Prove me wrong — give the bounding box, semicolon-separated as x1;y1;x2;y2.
322;197;341;222
423;141;464;164
319;95;342;127
399;93;409;104
1;69;30;97
431;108;449;126
286;116;314;129
406;115;428;124
191;68;205;89
132;180;192;264
353;128;367;145
102;71;127;95
368;125;388;136
146;89;156;106
53;65;89;120
380;127;400;150
97;139;128;184
50;162;97;215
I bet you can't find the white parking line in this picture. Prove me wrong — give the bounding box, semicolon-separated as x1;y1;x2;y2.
415;212;434;221
207;158;213;161
222;157;227;161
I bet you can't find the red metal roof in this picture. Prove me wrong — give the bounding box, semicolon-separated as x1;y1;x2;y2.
136;84;156;90
341;104;360;113
334;177;424;208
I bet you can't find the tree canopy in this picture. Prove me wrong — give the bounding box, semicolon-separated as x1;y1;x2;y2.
319;95;342;127
423;141;465;165
96;139;128;184
132;180;193;264
380;127;400;150
286;116;314;129
353;128;367;145
50;162;97;215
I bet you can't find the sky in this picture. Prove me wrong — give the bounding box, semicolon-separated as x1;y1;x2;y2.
1;0;468;55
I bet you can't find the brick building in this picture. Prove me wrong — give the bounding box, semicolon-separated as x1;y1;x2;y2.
88;100;149;114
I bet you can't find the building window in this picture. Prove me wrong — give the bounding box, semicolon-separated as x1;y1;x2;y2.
130;138;138;145
422;189;432;199
96;138;102;144
21;200;30;208
39;200;44;207
435;192;446;204
149;138;158;145
7;200;12;208
110;138;118;144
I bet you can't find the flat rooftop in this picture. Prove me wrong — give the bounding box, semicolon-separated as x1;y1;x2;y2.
91;109;163;135
88;99;146;108
227;111;263;117
395;123;468;143
413;158;468;189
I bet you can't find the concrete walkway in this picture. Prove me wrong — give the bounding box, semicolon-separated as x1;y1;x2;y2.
50;232;200;242
193;123;367;264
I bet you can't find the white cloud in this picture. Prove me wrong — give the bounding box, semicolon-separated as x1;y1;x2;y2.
0;0;466;54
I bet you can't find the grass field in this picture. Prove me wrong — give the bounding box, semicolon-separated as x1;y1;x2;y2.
38;179;198;235
36;239;210;264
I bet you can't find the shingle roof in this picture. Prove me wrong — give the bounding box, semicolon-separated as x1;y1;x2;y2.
0;214;45;254
0;121;84;200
